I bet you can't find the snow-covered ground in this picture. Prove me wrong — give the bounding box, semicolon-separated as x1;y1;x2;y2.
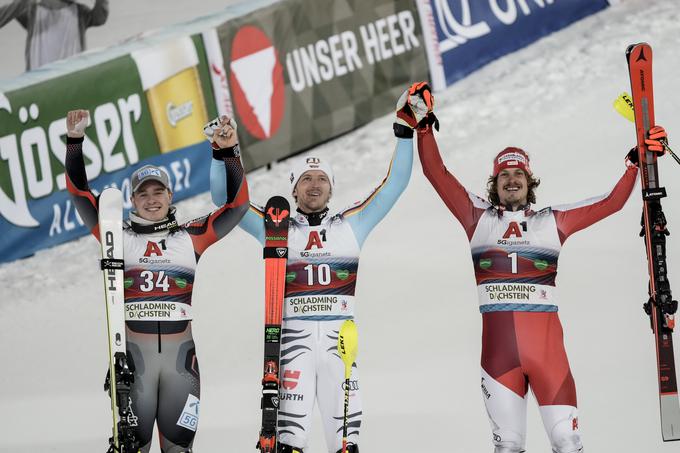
2;0;680;451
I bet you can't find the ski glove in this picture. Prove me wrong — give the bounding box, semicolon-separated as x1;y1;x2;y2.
394;82;439;138
646;125;668;153
625;125;669;168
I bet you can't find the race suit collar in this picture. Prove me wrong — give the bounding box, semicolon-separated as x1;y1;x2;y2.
129;206;180;234
296;207;330;226
497;203;533;217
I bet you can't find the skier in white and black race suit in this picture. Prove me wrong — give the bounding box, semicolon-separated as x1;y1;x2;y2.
416;104;669;453
64;110;249;453
210;83;432;453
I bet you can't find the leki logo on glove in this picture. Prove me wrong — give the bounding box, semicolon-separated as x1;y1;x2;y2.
229;26;285;140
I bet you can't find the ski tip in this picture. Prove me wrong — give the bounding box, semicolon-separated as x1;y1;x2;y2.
626;43;653;65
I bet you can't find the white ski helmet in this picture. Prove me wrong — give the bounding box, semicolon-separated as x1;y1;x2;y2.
290;156;335;194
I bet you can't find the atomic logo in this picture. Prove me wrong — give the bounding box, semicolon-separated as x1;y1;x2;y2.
229;26;285;140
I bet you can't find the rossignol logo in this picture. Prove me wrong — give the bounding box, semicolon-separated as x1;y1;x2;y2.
166;101;193;127
266;206;289;226
276;247;287;257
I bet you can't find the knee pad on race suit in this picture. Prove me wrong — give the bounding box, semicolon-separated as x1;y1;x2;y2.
541;406;582;453
278;443;304;453
492;429;525;453
335;444;359;453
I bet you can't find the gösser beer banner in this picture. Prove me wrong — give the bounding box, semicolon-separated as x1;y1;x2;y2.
0;34;219;263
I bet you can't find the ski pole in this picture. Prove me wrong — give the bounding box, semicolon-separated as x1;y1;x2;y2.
337;320;358;453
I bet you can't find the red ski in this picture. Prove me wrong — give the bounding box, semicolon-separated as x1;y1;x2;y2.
627;42;680;441
257;196;290;452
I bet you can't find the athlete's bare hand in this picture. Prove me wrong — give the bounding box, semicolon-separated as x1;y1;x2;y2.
66;110;89;138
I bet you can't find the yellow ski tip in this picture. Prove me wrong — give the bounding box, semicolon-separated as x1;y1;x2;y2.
338;320;358;379
613;92;635;123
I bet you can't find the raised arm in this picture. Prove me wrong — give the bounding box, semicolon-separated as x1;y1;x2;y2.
343;137;412;247
0;0;28;28
186;116;250;259
552;127;670;243
78;0;109;27
417;127;489;240
64;110;101;239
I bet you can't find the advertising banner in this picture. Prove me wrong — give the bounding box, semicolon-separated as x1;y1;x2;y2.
216;0;430;170
416;0;610;91
0;35;220;263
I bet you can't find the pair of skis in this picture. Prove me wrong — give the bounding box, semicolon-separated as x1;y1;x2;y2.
626;43;680;441
256;196;358;453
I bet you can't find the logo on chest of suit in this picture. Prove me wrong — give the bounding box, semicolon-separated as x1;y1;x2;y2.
139;240;171;264
498;221;530;245
502;221;527;239
144;240;167;257
304;229;327;250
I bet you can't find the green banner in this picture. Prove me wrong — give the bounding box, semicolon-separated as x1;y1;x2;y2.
0;34;221;263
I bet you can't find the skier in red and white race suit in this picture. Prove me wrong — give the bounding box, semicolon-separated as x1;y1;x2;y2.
210;84;432;453
417;108;668;453
65;110;249;453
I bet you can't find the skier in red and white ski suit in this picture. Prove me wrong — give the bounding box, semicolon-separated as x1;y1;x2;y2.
417;118;668;452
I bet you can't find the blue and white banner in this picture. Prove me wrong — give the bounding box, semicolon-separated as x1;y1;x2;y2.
416;0;611;90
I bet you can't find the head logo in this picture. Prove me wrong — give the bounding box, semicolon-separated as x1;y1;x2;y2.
229;26;285;140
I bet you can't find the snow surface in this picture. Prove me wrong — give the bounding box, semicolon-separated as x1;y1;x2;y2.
2;0;680;451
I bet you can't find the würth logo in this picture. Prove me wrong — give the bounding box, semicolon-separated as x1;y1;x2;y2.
282;370;301;390
230;26;285;140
